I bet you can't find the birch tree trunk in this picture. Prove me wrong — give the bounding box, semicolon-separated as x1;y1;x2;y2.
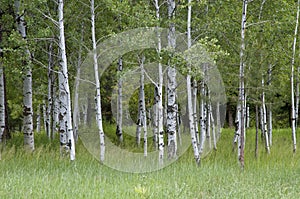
199;79;207;155
36;104;41;133
116;58;123;142
167;0;177;159
0;65;5;143
246;104;250;128
47;42;54;139
187;0;200;165
154;0;164;164
255;104;259;158
91;0;105;162
290;0;299;153
238;0;248;168
42;101;47;133
261;78;270;154
58;0;75;160
139;56;148;156
267;64;272;146
192;79;199;143
15;0;34;151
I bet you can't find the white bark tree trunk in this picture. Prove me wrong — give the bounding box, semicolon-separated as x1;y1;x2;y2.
154;0;165;164
116;58;123;142
238;0;248;168
36;104;41;133
199;79;207;156
246;104;250;128
91;0;105;162
267;64;272;146
0;65;5;143
47;42;54;139
42;100;47;133
261;78;270;154
187;0;200;165
291;0;299;153
192;79;199;144
58;0;75;160
15;0;34;151
166;0;178;160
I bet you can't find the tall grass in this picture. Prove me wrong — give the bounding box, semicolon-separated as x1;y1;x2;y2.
0;128;299;198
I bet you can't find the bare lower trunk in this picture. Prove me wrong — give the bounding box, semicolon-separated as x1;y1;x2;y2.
186;0;200;164
58;0;75;160
0;65;5;142
154;0;164;163
166;0;177;160
261;78;270;154
15;0;34;151
91;0;105;161
36;104;41;133
116;58;123;142
255;104;259;158
291;0;299;153
238;0;248;168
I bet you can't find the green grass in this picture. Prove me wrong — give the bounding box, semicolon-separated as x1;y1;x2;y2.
0;129;299;199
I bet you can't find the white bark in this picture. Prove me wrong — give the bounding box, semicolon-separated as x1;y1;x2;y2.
36;104;41;133
261;78;270;154
15;0;34;151
186;0;200;164
42;101;47;133
267;64;272;146
291;0;299;153
154;0;164;164
116;58;123;142
47;42;54;139
0;65;5;142
199;79;206;155
246;104;250;128
238;0;248;168
166;0;177;160
58;0;75;160
139;56;148;157
192;79;199;144
91;0;105;162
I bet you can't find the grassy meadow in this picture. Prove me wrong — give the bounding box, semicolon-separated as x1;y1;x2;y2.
0;128;299;199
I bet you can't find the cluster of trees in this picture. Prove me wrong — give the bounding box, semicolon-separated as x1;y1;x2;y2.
0;0;299;167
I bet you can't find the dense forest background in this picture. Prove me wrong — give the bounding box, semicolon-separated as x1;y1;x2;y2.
0;0;299;159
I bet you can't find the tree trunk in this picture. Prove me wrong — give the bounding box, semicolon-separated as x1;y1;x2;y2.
291;0;299;153
0;65;5;142
255;104;259;158
238;0;248;168
15;0;34;151
154;0;164;164
91;0;105;162
267;64;273;146
261;78;270;154
246;104;250;128
58;0;75;160
36;104;41;133
116;58;123;142
199;79;207;156
186;0;200;165
47;42;54;139
192;79;199;144
166;0;177;160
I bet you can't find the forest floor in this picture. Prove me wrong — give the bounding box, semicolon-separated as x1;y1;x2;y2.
0;128;299;199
